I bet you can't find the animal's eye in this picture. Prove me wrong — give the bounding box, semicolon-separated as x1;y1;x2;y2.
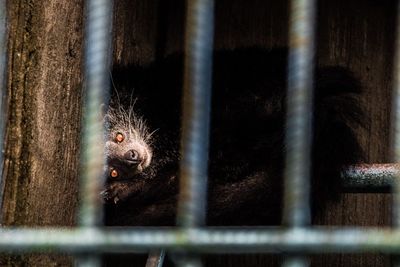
115;132;124;143
110;168;119;178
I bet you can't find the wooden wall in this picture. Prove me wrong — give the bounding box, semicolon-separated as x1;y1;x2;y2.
1;0;83;265
0;0;396;266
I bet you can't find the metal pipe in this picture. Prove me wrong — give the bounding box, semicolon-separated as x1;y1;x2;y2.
0;0;8;223
75;256;102;267
79;0;113;266
341;164;398;191
283;0;316;265
1;227;400;254
145;250;166;267
177;0;214;265
284;0;316;228
282;257;310;267
80;0;113;229
393;0;400;228
178;0;215;229
392;2;400;266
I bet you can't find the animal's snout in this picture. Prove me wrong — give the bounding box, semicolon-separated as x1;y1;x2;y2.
124;149;141;164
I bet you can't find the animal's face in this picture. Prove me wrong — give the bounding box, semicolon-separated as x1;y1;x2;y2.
103;105;153;182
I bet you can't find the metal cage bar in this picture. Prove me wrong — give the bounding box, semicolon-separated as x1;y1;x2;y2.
81;0;113;228
177;0;214;265
0;0;7;221
393;0;400;226
1;227;400;254
283;0;316;266
145;250;166;267
79;0;113;265
342;164;399;191
178;0;215;229
284;0;316;228
392;1;400;266
0;0;399;266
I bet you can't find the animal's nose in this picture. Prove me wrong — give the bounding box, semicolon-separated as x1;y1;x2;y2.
124;149;140;164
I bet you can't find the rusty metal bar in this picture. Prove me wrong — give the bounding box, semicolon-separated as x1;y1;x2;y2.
0;227;400;254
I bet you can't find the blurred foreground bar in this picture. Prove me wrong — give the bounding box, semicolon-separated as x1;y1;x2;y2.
79;0;113;266
0;0;7;215
2;227;400;254
177;0;215;265
283;0;316;265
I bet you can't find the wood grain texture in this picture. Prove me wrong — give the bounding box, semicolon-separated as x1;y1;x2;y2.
1;0;84;265
313;0;395;266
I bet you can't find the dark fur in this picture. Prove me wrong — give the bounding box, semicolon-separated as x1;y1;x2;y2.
104;48;364;226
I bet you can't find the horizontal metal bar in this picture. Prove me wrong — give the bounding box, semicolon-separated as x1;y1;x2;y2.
0;227;400;254
341;164;398;192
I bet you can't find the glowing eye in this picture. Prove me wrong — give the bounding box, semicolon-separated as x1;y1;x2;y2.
115;132;124;143
110;168;119;178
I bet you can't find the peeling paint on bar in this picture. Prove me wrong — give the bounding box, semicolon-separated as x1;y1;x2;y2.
0;227;400;254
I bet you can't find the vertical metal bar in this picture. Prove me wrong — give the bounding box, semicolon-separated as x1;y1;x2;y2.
393;0;400;227
282;257;310;267
0;0;7;222
283;0;316;266
75;256;102;267
178;0;214;230
145;250;166;267
81;0;113;228
78;0;113;265
177;0;214;266
393;1;400;267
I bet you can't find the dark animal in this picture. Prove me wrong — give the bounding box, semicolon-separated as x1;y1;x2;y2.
102;97;155;203
103;48;364;226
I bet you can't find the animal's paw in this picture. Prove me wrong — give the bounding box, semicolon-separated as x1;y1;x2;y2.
101;180;146;204
101;188;120;204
